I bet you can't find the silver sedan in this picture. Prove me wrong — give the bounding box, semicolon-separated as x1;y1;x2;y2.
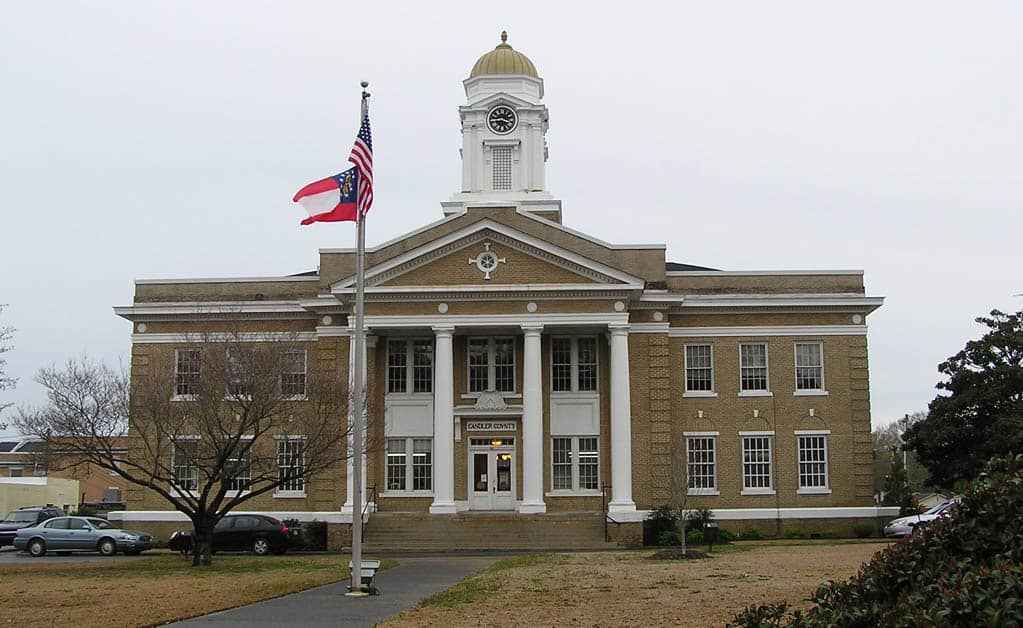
13;516;154;557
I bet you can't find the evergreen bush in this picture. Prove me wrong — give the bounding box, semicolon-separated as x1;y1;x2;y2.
728;454;1023;627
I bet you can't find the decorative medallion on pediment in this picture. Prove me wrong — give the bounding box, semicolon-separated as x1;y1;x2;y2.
474;390;509;410
468;242;507;280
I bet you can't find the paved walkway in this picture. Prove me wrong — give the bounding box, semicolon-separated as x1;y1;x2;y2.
169;554;499;628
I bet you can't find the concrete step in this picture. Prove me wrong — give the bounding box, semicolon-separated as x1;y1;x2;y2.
360;511;615;552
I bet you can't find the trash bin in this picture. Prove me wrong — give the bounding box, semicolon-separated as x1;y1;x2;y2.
703;522;719;550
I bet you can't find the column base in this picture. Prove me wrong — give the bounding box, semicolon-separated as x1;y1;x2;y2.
517;502;547;514
608;500;637;513
429;501;458;514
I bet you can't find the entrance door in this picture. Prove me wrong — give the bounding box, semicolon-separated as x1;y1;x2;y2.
470;449;515;510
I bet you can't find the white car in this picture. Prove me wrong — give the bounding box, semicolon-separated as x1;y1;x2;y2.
883;501;956;538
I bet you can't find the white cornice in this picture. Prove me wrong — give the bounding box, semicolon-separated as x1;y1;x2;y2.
130;332;317;344
629;323;670;334
114;301;312;322
135;276;318;285
333;284;639;296
362;312;629;329
668;325;868;337
329;219;647;290
640;293;884;312
665;270;863;277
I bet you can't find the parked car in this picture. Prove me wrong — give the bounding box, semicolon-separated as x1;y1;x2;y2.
168;514;298;556
0;506;65;547
13;516;154;557
883;500;957;538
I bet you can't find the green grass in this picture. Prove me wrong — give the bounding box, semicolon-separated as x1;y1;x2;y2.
418;552;560;608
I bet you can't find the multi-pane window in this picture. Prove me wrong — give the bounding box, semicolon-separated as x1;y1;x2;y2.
551;436;599;491
172;439;198;491
795;343;825;391
686;435;717;492
225;440;251;492
684;345;714;392
551;337;598;393
280;350;307;398
387;339;433;394
276;438;305;493
468;337;515;393
797;434;829;490
742;435;773;491
740;343;769;392
492;146;512;190
174;349;200;397
226;348;253;398
386;437;432;492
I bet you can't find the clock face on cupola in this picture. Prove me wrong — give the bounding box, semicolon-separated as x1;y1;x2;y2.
487;105;517;135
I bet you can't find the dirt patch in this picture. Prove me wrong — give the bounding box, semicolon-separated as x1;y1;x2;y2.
650;549;707;560
383;541;889;627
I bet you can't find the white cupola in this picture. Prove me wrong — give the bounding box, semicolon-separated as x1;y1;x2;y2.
442;31;562;222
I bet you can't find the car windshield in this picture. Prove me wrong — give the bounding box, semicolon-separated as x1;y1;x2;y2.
924;502;950;515
2;512;38;523
88;519;115;530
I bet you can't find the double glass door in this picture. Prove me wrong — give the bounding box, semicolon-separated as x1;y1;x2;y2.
470;446;515;510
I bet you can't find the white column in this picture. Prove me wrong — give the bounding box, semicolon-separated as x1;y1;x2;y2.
609;324;636;512
518;323;546;513
343;332;368;514
430;325;457;514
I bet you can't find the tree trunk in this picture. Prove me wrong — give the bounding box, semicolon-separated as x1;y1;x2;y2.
191;520;215;567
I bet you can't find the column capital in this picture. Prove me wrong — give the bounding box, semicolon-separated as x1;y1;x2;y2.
608;323;630;336
520;322;544;335
431;324;455;336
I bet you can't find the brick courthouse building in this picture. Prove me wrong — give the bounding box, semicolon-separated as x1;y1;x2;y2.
113;34;888;549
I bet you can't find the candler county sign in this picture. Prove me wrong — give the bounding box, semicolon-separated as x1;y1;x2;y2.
465;421;516;432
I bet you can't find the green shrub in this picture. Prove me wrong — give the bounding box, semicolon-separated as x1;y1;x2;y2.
851;523;875;539
298;520;327;551
717;528;735;544
685;529;703;546
657;530;681;546
728;454;1023;627
685;507;715;533
739;527;765;540
782;527;806;539
645;504;681;546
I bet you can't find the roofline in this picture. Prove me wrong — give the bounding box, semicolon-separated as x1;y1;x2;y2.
665;270;864;277
135;276;318;285
515;209;666;250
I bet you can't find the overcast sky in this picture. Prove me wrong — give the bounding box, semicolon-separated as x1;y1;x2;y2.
1;1;1020;437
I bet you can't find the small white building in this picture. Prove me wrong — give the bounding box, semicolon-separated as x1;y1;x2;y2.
0;477;79;515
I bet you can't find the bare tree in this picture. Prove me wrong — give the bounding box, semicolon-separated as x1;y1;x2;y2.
16;333;350;566
0;305;15;428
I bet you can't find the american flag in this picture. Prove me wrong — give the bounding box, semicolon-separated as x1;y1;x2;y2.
348;113;373;217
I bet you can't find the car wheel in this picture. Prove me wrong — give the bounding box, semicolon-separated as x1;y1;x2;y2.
28;539;46;558
98;538;117;556
252;537;271;556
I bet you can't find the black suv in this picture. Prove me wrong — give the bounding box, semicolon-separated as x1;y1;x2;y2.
0;506;66;547
168;514;299;556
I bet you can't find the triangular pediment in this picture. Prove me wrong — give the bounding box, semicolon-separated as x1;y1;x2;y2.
330;219;646;292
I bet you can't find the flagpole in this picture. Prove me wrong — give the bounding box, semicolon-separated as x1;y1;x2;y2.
348;81;369;596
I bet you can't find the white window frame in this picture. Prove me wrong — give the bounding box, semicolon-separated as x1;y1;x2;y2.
383;437;433;496
793;342;828;396
280;349;308;400
171;436;200;494
386;338;434;396
467;336;516;394
683;344;717;398
548;435;601;495
173;348;200;401
224;436;253;495
550;336;599;394
740;431;776;495
684;432;719;495
274;436;307;497
738;342;772;397
795;430;832;494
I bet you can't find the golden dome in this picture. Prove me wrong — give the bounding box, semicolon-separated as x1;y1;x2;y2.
469;31;538;78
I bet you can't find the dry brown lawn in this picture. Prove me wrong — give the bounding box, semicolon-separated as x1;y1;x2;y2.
383;541;890;628
0;551;365;628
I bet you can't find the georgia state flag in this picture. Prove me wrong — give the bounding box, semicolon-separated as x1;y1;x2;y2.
292;167;359;225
